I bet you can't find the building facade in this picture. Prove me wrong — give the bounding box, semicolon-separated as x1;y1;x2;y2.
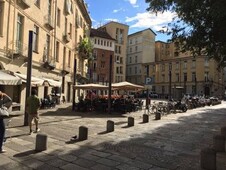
148;41;225;99
126;28;156;85
89;28;115;87
0;0;91;111
99;21;129;83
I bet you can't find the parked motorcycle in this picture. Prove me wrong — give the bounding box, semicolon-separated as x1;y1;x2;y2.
168;99;188;113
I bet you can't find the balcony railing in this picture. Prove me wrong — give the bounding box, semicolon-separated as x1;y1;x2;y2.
6;41;28;59
44;15;54;30
16;0;31;9
63;33;70;43
61;63;70;75
42;49;55;70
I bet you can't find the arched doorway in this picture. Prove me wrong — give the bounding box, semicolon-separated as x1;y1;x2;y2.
204;86;210;96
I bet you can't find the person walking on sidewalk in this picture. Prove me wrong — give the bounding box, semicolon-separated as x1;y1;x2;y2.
0;91;12;153
26;89;41;134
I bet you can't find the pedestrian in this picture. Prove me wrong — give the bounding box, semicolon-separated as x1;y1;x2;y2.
26;89;41;134
0;91;12;153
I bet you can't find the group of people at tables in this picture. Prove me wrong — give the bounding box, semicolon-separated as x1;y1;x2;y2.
76;90;143;113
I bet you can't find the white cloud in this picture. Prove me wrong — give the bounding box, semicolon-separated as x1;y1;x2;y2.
125;11;176;32
125;0;138;7
113;8;124;13
105;18;119;22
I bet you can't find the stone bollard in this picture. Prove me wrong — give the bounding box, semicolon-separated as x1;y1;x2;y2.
128;117;134;127
155;112;161;120
143;114;149;123
107;120;114;133
220;126;226;138
200;147;216;170
79;126;88;141
213;135;225;152
35;134;48;152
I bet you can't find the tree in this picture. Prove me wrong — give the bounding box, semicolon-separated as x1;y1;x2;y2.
146;0;226;66
77;37;93;59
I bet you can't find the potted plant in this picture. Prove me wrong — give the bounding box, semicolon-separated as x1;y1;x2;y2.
77;37;93;59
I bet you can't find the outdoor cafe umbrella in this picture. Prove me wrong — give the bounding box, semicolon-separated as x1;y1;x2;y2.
112;81;144;91
74;83;108;90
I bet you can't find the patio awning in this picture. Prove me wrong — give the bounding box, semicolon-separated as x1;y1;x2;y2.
74;83;108;90
112;81;144;91
13;72;44;86
0;70;22;85
42;77;61;87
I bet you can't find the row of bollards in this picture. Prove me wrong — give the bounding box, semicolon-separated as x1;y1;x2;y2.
200;126;226;170
35;113;160;152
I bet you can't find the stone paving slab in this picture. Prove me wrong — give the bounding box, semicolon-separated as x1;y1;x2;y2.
1;101;226;169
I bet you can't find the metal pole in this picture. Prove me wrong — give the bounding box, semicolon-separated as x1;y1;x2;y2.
169;70;172;100
146;65;149;110
24;31;33;126
72;58;77;111
108;55;113;114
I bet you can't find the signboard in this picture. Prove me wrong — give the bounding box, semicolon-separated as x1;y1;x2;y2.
145;77;154;85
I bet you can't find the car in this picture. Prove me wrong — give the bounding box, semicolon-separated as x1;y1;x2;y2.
149;92;158;98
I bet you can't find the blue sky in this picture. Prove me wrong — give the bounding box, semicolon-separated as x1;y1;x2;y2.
85;0;176;42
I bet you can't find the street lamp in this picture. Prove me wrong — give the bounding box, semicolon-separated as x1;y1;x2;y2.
169;63;172;100
108;55;113;114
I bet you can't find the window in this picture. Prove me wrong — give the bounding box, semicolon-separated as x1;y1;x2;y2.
63;46;66;66
183;61;187;69
135;46;138;52
33;25;39;52
130;39;132;44
65;17;67;35
184;73;187;82
205;57;209;67
56;41;59;62
192;60;196;68
130;47;132;52
0;2;4;36
34;0;40;8
129;67;132;74
44;34;50;61
68;50;71;67
80;16;83;28
129;57;132;63
176;73;179;82
204;72;209;81
135;67;137;74
69;23;72;38
57;8;61;27
135;56;137;63
192;72;196;82
162;74;165;82
169;63;172;70
16;14;24;52
176;62;179;69
161;64;165;71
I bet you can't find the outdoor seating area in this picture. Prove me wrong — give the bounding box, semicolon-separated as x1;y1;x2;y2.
75;96;144;113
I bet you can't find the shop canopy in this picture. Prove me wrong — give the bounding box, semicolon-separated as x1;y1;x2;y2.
13;72;44;86
0;70;22;85
42;77;61;87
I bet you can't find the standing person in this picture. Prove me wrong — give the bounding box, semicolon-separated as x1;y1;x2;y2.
0;91;12;153
26;89;41;134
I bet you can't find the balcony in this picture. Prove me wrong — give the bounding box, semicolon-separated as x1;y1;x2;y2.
16;0;31;9
63;33;70;43
61;63;70;75
6;41;28;59
44;15;54;30
43;52;55;70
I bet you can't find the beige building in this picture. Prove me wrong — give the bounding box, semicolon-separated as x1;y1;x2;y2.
0;0;91;111
99;21;129;83
126;28;156;85
147;41;225;99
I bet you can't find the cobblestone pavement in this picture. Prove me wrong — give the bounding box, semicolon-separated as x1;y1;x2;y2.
0;101;226;170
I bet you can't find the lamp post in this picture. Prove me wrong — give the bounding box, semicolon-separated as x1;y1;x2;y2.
108;55;113;114
24;31;33;126
169;63;172;100
146;65;149;110
72;58;77;111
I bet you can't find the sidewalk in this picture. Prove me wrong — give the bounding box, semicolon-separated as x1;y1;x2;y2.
0;101;226;170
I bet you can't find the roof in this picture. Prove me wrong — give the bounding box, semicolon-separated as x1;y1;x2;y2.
128;28;156;36
90;28;115;41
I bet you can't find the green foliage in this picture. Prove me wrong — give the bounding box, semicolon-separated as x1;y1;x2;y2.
77;37;93;59
146;0;226;66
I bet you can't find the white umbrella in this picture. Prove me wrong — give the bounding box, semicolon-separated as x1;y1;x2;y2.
74;83;108;90
112;81;144;91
